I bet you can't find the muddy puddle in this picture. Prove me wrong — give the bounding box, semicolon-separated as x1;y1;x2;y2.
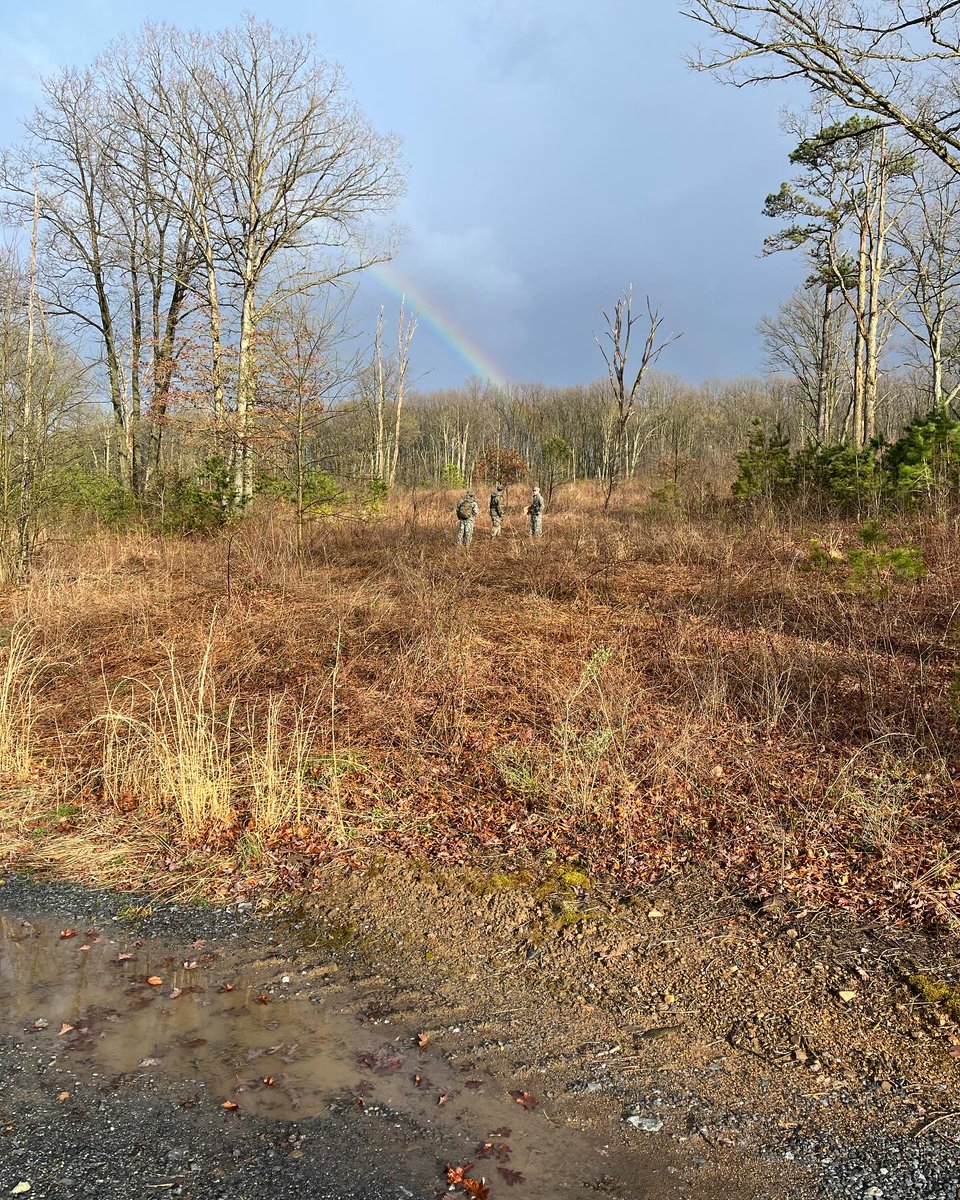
0;912;685;1200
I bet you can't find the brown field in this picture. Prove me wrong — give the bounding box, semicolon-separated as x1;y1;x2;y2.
1;484;957;925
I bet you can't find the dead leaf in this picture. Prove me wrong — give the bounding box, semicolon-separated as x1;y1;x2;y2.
509;1089;539;1110
837;990;857;1003
138;1058;160;1067
416;1030;430;1049
116;952;135;962
255;994;270;1005
221;1100;239;1111
57;1091;70;1102
217;983;235;993
58;1023;74;1036
169;987;183;999
357;1048;404;1075
147;976;163;987
262;1076;275;1087
498;1168;525;1186
445;1164;490;1199
59;929;78;940
437;1092;450;1105
78;945;91;953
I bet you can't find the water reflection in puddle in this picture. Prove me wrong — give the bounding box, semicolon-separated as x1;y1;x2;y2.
0;913;679;1199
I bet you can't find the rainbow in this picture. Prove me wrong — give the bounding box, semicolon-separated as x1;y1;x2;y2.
370;261;509;388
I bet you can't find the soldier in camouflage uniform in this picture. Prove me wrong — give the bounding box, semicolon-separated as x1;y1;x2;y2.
455;491;479;546
527;486;545;538
489;484;505;538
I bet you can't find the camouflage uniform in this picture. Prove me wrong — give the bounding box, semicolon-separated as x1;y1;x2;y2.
456;492;479;546
489;485;504;538
528;487;544;538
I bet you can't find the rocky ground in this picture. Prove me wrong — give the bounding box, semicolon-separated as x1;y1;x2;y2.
2;865;960;1199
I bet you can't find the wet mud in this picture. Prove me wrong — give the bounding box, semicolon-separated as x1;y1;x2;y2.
0;909;707;1200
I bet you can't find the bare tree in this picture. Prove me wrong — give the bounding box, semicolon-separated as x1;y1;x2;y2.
594;288;682;509
759;284;852;441
4;19;403;506
176;16;404;503
889;156;960;409
260;293;355;567
372;301;418;490
684;2;960;174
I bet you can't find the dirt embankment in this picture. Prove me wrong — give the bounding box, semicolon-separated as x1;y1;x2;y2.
295;857;960;1200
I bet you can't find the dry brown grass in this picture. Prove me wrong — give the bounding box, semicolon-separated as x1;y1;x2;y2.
0;483;957;921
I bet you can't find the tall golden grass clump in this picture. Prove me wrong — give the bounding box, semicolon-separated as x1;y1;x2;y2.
0;623;43;779
97;635;235;840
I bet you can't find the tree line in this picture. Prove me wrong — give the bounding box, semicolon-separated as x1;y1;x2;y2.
5;6;960;578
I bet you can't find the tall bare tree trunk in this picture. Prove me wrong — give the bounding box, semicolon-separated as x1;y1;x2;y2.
863;134;887;446
851;217;869;448
816;283;835;444
234;283;257;503
388;301;415;489
16;172;41;580
373;306;386;481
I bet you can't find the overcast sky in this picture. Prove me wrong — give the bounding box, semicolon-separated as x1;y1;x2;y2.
0;0;807;390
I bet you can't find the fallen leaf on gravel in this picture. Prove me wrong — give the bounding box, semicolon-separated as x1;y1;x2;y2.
169;987;183;999
116;953;134;962
57;1092;70;1102
78;945;91;952
221;1101;239;1111
437;1093;449;1105
147;976;163;987
138;1058;160;1067
647;909;665;920
262;1076;275;1087
837;990;857;1003
58;1023;74;1036
417;1030;430;1049
509;1090;539;1110
59;930;77;940
255;995;270;1005
10;1184;31;1195
217;983;234;993
183;960;198;970
498;1168;525;1186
